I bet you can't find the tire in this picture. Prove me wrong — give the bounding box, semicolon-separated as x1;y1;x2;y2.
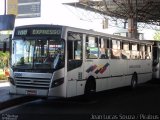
131;74;138;89
84;76;96;95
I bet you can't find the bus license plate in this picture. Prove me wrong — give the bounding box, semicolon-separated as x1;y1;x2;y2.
26;90;37;95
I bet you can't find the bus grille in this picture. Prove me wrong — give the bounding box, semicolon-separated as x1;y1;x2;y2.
15;77;51;89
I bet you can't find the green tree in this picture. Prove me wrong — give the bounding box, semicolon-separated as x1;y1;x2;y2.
0;51;9;68
153;31;160;41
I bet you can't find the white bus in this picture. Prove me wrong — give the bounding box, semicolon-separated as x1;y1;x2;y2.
8;24;152;98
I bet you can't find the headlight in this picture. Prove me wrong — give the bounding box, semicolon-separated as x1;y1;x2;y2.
51;78;64;88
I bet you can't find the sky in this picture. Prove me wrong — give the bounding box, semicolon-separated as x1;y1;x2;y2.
0;0;156;40
0;0;103;30
0;0;101;27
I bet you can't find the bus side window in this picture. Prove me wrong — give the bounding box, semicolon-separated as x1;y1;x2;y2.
67;31;83;71
86;36;98;59
140;44;145;59
68;40;82;60
146;45;151;59
99;37;109;59
122;42;130;59
131;43;140;59
111;40;121;59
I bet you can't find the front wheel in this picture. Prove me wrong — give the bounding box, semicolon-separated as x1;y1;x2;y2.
84;77;96;95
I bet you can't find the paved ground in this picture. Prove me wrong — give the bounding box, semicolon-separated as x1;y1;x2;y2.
0;81;10;103
0;81;36;111
0;80;160;120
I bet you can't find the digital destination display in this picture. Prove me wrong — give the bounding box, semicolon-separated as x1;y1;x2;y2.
14;26;62;38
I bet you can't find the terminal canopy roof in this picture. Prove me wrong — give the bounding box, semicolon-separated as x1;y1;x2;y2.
65;0;160;26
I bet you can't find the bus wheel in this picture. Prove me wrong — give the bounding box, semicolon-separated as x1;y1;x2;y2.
84;76;96;95
131;73;138;89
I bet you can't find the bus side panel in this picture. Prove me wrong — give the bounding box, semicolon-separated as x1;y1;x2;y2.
67;80;77;97
76;81;86;95
95;59;110;92
66;64;84;97
109;59;128;89
138;60;152;84
128;60;141;76
123;60;132;86
128;60;152;84
84;59;110;92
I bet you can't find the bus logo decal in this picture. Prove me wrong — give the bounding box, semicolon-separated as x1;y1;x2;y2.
86;65;97;73
86;63;109;74
95;63;110;74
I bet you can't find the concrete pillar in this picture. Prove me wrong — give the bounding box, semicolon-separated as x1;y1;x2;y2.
128;18;137;39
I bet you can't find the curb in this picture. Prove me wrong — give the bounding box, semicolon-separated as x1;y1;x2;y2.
0;80;8;83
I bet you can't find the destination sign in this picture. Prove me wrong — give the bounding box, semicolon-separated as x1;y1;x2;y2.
14;27;62;37
32;29;61;35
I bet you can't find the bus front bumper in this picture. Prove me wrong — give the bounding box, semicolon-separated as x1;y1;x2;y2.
10;86;49;97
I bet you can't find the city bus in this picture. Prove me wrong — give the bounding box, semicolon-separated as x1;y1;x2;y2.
8;24;152;98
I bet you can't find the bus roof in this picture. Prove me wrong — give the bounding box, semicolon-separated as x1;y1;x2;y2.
14;24;152;45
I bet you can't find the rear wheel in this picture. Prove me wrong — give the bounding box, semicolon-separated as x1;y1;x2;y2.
131;74;138;89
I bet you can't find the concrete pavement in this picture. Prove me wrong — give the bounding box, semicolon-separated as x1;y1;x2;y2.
0;81;36;111
0;79;159;111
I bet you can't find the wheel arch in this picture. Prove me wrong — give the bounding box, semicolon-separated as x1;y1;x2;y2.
133;72;138;82
84;75;96;94
131;72;138;89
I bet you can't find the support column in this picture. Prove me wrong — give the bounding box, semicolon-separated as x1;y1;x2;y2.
128;18;138;39
4;0;6;15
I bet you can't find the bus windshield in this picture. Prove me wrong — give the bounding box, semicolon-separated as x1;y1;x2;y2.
11;39;64;72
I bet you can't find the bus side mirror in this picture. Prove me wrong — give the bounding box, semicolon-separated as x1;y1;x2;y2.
3;41;7;53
